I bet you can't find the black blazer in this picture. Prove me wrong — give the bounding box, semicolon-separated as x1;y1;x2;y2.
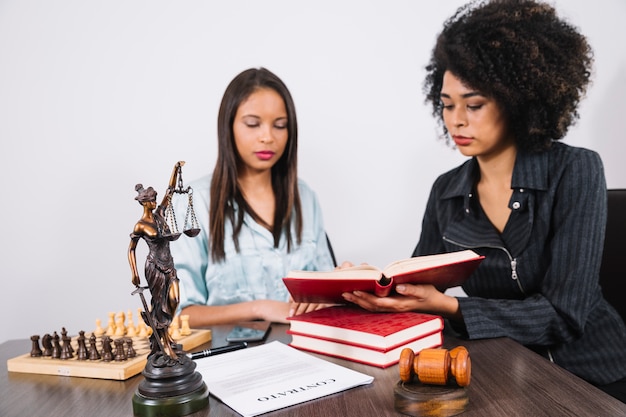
414;142;626;385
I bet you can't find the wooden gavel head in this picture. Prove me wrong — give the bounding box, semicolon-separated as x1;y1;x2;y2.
399;346;471;387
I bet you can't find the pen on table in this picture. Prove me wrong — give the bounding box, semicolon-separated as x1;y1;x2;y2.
187;342;248;360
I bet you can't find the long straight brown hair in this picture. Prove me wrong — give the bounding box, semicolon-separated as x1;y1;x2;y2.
209;68;302;262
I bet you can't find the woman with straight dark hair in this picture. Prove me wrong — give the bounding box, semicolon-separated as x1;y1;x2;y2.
171;68;335;327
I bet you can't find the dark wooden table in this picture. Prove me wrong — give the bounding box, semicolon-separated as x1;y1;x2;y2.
2;324;625;416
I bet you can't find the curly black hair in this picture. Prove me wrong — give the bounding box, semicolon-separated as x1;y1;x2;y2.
424;0;593;152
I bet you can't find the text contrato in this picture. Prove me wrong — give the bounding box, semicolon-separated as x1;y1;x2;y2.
257;379;337;402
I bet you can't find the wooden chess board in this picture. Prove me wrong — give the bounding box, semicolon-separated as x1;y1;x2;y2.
6;329;212;381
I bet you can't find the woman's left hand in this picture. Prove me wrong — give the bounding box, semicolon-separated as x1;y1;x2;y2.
288;300;334;317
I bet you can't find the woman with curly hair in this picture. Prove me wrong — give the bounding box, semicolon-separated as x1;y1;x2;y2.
343;0;626;401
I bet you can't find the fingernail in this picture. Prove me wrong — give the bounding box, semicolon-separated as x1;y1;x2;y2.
396;285;406;292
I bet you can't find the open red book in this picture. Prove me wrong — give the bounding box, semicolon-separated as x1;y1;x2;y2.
284;249;483;304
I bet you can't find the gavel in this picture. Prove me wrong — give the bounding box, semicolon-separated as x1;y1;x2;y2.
398;346;471;387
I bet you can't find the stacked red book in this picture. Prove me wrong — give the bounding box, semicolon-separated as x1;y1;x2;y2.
286;306;444;368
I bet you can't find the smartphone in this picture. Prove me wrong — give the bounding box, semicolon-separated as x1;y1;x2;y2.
226;321;271;343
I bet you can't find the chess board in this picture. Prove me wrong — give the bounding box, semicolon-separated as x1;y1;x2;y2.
6;329;212;381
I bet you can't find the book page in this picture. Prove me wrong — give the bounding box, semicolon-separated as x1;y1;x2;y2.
194;341;374;417
285;264;382;279
383;250;480;277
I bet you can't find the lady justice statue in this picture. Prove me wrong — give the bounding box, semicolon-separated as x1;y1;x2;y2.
128;161;207;417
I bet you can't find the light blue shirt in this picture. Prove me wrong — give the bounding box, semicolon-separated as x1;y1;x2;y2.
170;176;335;312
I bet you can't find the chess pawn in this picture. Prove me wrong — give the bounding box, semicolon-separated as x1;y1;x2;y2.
105;312;116;336
94;318;105;337
125;337;137;358
169;315;178;335
115;317;126;337
126;310;137;337
170;316;181;340
114;339;127;361
180;314;192;336
399;346;471;387
137;307;149;338
138;322;148;338
118;311;127;334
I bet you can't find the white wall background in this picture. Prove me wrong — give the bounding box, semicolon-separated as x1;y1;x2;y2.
1;0;624;343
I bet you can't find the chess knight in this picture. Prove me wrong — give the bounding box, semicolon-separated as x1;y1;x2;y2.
128;161;208;416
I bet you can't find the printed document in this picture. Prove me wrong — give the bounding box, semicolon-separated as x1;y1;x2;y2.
194;341;374;416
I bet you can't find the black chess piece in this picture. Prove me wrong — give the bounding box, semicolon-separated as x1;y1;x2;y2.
30;335;43;357
101;336;113;362
51;332;62;359
42;334;53;357
60;335;73;360
114;339;127;361
61;327;74;354
88;334;101;361
76;331;88;361
125;337;137;358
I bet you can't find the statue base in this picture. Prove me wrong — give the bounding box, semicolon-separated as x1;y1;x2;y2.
132;385;209;417
132;350;209;417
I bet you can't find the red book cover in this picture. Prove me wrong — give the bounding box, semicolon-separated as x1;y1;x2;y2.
283;250;483;304
288;330;443;368
287;306;444;351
